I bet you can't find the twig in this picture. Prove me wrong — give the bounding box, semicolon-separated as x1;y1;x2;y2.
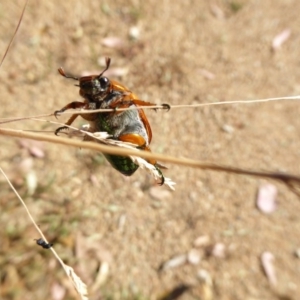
0;167;89;300
0;127;299;195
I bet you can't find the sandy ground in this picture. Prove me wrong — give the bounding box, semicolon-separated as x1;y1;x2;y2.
1;1;300;299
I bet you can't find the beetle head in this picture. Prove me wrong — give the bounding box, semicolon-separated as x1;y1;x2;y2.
58;57;112;99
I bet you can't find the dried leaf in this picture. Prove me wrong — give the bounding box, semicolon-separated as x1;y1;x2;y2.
90;262;109;293
64;264;89;300
197;269;213;300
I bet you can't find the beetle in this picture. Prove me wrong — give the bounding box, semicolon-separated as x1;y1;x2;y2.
35;238;53;249
54;57;169;184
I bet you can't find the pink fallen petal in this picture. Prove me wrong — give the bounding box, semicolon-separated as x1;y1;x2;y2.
199;69;215;80
210;4;225;19
256;184;277;214
211;243;226;258
261;252;277;286
51;282;66;300
149;186;172;201
19;139;45;158
272;29;291;50
102;37;124;48
29;146;45;158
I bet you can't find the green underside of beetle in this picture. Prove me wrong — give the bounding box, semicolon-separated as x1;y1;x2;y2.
104;154;139;176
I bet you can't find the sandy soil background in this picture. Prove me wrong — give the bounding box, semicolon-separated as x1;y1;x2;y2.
1;1;300;299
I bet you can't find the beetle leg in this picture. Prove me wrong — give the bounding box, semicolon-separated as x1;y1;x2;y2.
54;101;86;118
109;97;167;111
55;114;79;136
154;165;165;185
54;101;87;135
126;99;170;112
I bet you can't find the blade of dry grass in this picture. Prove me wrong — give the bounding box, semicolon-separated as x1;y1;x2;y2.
0;167;89;300
0;95;299;123
0;0;29;68
50;94;300;116
0;127;299;195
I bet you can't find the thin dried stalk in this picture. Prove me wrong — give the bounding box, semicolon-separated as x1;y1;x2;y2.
0;0;29;68
50;94;300;115
0;127;299;195
0;167;89;300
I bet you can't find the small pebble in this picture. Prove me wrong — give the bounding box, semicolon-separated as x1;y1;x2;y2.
129;26;140;40
187;249;201;265
222;124;234;133
194;235;210;248
160;254;186;271
211;243;226;258
261;252;277;286
294;248;300;259
256;183;277;214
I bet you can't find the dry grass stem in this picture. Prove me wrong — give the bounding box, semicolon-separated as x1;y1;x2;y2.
0;167;89;300
52;94;300;116
0;127;299;195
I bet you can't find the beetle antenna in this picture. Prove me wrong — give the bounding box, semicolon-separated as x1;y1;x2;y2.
99;57;111;77
58;67;79;81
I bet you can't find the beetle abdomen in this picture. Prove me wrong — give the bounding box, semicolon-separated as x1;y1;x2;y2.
104;154;139;176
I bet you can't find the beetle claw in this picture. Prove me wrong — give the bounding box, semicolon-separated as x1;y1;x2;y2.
155;165;165;185
54;110;63;119
55;126;69;136
161;103;171;111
